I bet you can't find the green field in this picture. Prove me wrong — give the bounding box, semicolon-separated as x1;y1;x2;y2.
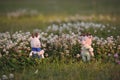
0;0;120;80
0;0;120;32
0;0;120;15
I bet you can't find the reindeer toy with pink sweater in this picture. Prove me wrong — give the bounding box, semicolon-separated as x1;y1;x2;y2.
79;33;94;62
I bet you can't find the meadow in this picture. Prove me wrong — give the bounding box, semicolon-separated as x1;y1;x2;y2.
0;0;120;32
0;0;120;80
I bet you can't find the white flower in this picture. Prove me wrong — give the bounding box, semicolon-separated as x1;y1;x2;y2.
42;43;46;47
34;69;38;74
9;73;14;79
107;30;111;32
3;48;6;52
76;54;80;58
45;53;48;57
65;50;70;54
118;45;120;50
6;51;9;55
2;75;8;80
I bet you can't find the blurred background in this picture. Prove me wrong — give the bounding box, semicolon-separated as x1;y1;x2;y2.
0;0;120;32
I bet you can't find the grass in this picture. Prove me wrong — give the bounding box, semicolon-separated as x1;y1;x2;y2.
0;0;120;15
14;61;120;80
0;14;120;33
0;0;120;80
0;0;120;33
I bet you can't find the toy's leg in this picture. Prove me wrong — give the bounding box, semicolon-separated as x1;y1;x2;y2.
90;51;94;57
29;51;37;57
29;51;33;57
89;47;94;57
38;50;45;58
86;54;91;61
41;50;45;58
32;52;38;58
41;54;44;58
82;55;87;62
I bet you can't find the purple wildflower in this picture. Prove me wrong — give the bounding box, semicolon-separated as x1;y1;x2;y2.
118;61;120;64
115;60;120;64
114;53;119;58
